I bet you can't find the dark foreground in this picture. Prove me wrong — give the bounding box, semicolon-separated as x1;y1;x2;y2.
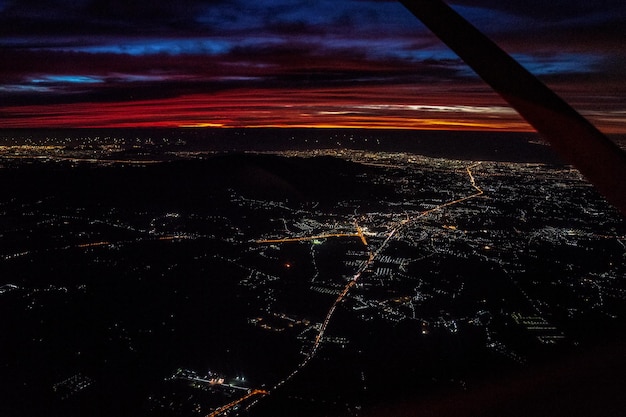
1;129;625;417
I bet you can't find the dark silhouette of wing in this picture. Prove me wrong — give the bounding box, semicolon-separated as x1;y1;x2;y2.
400;0;626;216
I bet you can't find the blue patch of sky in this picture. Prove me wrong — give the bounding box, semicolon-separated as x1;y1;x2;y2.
450;52;602;79
513;53;602;75
6;74;174;92
56;39;232;56
30;75;104;84
392;47;462;63
0;84;52;93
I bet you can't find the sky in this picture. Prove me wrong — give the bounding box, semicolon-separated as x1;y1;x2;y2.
0;0;625;131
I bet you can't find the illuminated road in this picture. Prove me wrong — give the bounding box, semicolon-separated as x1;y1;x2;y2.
3;234;193;262
206;389;269;417
257;232;364;245
0;153;163;164
238;163;485;416
257;219;370;247
76;235;189;248
411;163;483;219
34;164;484;417
76;241;111;248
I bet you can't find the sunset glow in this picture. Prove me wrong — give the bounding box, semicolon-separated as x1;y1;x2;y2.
1;1;624;132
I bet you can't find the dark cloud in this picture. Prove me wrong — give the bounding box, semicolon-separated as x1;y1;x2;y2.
85;0;204;21
0;35;472;107
451;0;626;21
0;0;624;130
0;0;227;36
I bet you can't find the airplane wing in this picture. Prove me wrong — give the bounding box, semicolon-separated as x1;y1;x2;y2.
400;0;626;217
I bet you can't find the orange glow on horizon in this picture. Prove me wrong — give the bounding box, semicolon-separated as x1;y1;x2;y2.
1;84;623;133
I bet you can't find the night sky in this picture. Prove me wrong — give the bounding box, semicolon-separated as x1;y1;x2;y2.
1;0;625;131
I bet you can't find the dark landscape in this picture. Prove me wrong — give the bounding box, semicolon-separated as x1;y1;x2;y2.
1;129;625;417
